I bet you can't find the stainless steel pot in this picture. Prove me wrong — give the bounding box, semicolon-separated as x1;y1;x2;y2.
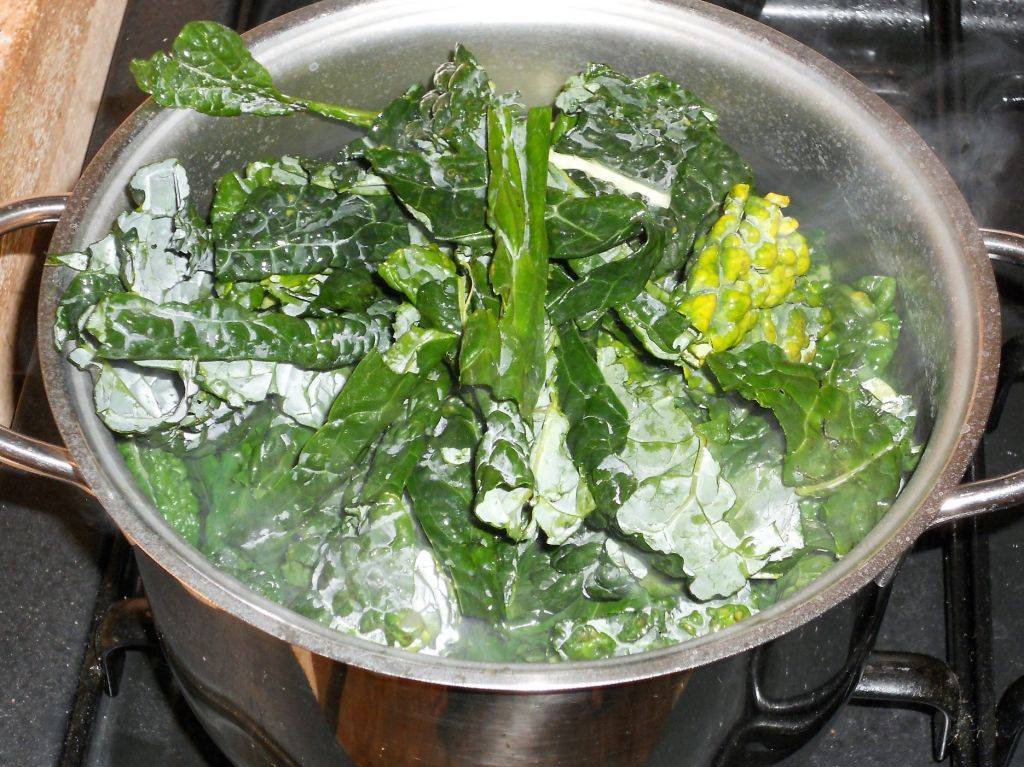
3;1;1024;765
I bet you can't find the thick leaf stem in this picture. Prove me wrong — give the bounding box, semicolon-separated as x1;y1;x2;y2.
297;98;379;127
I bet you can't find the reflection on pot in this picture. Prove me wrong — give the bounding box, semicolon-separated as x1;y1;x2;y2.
141;549;890;767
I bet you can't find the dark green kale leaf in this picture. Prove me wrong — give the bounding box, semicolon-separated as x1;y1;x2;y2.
552;64;752;276
85;293;390;370
553;323;634;514
241;414;317;490
472;397;536;541
131;21;377;126
362;46;495;243
210;156;309;239
546;223;667;328
118;440;202;545
753;552;836;607
191;424;333;609
407;396;513;622
307;266;384;314
204;325;455;572
55;160;215;370
293;326;455;478
708;341;917;554
813;275;901;383
345;371;451;507
553;65;716;190
459;105;551;415
694;397;806;576
54;271;124;362
545;192;645;261
378;245;464;333
458;306;501;389
217;182;409;281
310;493;458;651
456;245;499;314
488;532;727;662
615;278;699;362
187;403;313;555
268;376;459;653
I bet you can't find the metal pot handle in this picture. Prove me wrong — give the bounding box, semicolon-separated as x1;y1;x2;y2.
0;195;90;494
933;228;1024;528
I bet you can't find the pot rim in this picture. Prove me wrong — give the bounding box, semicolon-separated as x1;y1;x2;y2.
37;0;999;691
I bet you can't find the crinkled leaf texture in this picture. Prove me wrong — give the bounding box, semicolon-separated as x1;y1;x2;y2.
362;45;495;243
597;339;805;599
708;342;917;555
52;41;922;662
552;63;752;275
131;21;377;125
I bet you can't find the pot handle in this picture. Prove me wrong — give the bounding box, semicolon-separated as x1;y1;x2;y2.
932;228;1024;528
0;195;90;494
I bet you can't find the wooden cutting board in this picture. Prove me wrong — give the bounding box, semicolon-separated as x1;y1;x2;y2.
0;0;128;425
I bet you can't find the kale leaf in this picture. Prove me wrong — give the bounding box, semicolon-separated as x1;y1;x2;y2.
551;64;752;276
362;46;495;243
217;181;409;281
553;323;634;515
119;440;202;545
708;342;917;554
86;293;390;370
50;40;925;661
131;21;377;126
459;105;552;415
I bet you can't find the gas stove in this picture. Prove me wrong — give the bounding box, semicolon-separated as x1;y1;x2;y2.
1;1;1022;765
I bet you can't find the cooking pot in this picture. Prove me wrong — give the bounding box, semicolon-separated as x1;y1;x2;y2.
3;1;1024;765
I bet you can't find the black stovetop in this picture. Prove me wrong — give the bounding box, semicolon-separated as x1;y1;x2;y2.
1;1;1023;766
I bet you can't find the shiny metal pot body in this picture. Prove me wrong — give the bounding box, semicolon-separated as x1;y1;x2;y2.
135;549;892;766
3;1;1024;764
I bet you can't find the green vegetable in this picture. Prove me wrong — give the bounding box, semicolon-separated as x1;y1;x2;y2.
547;224;667;329
185;403;308;555
553;323;633;515
131;21;377;126
351;373;450;506
696;399;805;572
294;324;456;478
597;338;792;600
119;440;201;545
210;156;309;239
527;377;596;545
545;190;645;261
813;275;901;383
472;398;536;541
307;266;384;314
551;64;752;275
378;245;464;333
217;181;409;281
615;279;700;363
86;293;390;370
311;493;458;651
54;271;124;364
407;397;511;621
755;552;836;606
708;342;917;554
51;36;922;662
674;184;811;363
362;45;495;243
459;105;552;415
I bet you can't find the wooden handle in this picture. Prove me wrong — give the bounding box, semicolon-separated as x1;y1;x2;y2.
0;0;128;425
